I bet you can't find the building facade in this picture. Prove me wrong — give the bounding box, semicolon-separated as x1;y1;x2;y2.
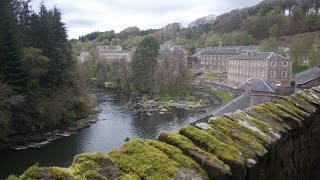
158;44;187;68
228;52;292;87
194;48;240;72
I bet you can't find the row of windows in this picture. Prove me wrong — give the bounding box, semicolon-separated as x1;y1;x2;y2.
200;61;227;66
202;56;231;61
229;76;248;83
271;61;288;67
229;68;265;77
230;60;266;67
229;60;289;68
270;71;288;78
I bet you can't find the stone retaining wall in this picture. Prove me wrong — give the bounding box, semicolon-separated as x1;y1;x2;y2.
12;87;320;180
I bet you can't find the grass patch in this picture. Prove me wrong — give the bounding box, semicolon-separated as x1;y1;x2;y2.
293;64;310;74
204;73;219;80
201;88;234;104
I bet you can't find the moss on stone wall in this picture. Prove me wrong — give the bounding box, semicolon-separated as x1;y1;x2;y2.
14;87;320;180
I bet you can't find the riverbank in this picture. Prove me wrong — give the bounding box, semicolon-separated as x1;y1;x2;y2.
0;115;97;151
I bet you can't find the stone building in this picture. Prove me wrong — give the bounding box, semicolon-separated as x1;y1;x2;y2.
158;44;187;67
228;52;292;87
96;46;133;63
213;77;279;116
193;48;240;72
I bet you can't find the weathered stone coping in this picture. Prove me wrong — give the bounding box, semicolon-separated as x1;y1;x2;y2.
9;86;320;180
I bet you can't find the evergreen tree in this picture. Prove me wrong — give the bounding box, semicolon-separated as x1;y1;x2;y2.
131;36;159;94
0;0;27;93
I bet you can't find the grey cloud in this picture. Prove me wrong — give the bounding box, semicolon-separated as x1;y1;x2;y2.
31;0;262;39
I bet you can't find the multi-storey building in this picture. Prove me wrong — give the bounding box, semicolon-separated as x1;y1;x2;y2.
228;52;292;87
158;44;187;67
193;48;240;72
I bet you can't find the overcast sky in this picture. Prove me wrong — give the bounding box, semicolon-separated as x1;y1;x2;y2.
30;0;262;39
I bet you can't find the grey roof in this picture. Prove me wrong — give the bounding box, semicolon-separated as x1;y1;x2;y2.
238;77;275;93
212;93;250;116
159;44;186;53
296;66;320;85
230;52;289;61
200;48;239;55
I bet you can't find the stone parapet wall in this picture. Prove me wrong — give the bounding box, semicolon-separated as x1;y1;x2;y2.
12;87;320;180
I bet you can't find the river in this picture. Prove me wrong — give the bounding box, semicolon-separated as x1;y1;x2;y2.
0;90;219;179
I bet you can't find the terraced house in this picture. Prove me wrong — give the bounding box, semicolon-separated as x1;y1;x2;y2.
228;52;292;87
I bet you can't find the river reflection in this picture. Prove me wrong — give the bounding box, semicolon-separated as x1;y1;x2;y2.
0;91;199;178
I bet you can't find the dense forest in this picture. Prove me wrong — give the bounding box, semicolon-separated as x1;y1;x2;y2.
0;0;90;146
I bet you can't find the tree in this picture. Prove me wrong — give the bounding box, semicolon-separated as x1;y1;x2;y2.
289;36;314;64
269;24;279;39
21;47;49;98
260;37;283;55
131;36;159;94
0;0;27;92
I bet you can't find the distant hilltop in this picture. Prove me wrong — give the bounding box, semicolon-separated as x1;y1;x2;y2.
188;14;217;28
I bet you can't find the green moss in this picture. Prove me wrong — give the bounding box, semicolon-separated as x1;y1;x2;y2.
71;152;109;178
260;103;301;126
274;103;303;120
210;117;269;144
48;167;74;180
108;139;179;180
208;118;268;157
204;127;255;158
159;132;230;172
20;165;42;180
117;173;140;180
274;98;309;116
252;105;291;130
146;140;208;179
82;170;108;180
233;113;273;133
179;125;245;166
7;175;19;180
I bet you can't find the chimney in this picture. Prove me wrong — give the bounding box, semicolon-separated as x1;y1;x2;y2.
245;81;252;93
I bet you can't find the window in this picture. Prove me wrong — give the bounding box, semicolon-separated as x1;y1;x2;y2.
283;61;288;67
271;61;277;67
270;71;277;78
276;81;281;87
282;71;288;78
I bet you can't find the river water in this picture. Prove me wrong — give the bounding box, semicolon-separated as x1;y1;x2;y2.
0;90;212;178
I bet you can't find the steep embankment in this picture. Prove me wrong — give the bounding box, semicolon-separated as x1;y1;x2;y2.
12;87;320;179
